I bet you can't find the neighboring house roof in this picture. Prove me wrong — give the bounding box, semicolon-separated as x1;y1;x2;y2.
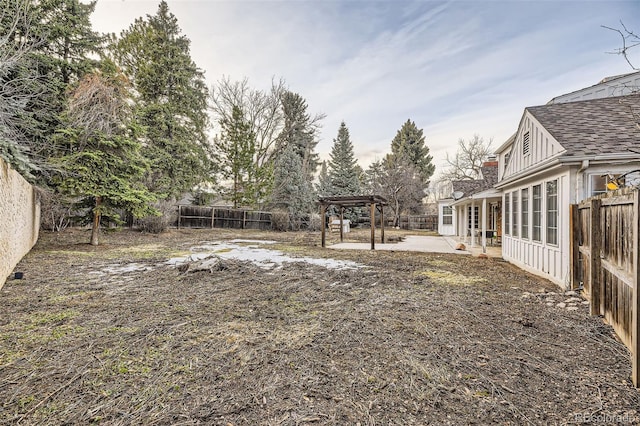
527;94;640;157
451;162;499;198
547;71;640;104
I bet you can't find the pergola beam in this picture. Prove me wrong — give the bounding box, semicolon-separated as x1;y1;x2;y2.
317;195;388;250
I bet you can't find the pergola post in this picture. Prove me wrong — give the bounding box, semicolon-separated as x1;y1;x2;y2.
379;205;385;243
340;206;344;243
320;203;326;248
370;202;376;250
481;198;487;252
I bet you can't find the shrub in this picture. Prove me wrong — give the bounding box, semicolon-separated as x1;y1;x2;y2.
39;189;73;232
271;209;290;232
137;200;176;233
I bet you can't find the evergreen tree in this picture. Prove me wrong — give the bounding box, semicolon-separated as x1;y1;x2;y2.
390;119;435;185
316;161;332;197
54;65;156;245
270;145;313;229
327;121;360;196
217;106;256;208
326;121;361;222
276;91;324;180
112;1;212;199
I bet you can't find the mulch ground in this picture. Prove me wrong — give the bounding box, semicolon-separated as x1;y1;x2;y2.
1;227;639;425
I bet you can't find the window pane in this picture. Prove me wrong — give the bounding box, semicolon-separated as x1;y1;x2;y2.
505;194;510;235
546;180;558;245
532;185;541;242
522;188;529;239
512;191;518;238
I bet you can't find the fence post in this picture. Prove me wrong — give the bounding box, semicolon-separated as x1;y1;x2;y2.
211;207;214;229
242;210;246;230
570;204;580;289
589;198;602;316
177;205;181;229
632;190;639;387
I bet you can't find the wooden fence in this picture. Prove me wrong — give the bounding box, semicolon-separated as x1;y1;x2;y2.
397;214;438;230
177;205;272;230
572;188;639;386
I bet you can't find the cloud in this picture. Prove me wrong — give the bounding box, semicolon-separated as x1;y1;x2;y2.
88;0;638;173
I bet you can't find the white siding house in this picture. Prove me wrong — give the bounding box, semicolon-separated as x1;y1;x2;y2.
437;199;456;235
495;93;640;289
548;71;640;104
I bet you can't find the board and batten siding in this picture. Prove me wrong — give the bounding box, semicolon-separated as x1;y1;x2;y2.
501;170;572;289
502;112;565;180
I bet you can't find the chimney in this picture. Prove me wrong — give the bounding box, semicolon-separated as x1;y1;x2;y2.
483;155;498;167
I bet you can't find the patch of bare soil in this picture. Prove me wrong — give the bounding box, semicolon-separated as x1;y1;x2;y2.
1;228;639;425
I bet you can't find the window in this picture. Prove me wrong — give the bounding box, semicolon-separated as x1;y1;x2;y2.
523;131;530;156
467;206;479;229
505;194;510;236
442;206;453;225
521;188;529;239
591;174;625;196
511;191;519;237
504;151;511;174
532;184;541;242
546;180;558;245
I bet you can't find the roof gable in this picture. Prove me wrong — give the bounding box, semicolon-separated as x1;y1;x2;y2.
503;111;564;179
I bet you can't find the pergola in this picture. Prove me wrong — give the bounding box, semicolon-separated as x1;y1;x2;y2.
318;195;388;250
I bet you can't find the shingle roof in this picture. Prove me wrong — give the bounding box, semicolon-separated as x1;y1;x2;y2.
527;94;640;157
451;162;499;197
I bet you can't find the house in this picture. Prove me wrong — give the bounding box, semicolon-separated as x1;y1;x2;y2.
438;160;500;248
495;93;640;288
548;71;640;104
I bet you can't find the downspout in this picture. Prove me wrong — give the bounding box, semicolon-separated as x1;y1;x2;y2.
577;159;589;201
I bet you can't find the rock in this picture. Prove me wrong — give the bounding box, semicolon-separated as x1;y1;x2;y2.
477;253;489;259
545;298;556;303
563;297;582;304
564;290;578;296
546;302;554;307
556;302;567;308
455;243;466;251
566;307;579;311
582;301;590;305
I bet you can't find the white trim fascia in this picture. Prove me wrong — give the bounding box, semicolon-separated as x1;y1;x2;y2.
495;158;563;189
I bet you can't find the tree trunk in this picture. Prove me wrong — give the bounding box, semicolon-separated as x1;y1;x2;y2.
90;196;101;246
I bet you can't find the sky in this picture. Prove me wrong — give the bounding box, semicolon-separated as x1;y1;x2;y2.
87;0;639;179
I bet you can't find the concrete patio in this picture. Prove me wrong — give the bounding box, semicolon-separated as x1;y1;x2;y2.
328;235;502;258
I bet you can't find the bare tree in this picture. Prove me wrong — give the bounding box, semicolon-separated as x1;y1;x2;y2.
364;154;426;227
0;0;46;178
440;134;493;182
603;21;640;70
210;76;286;169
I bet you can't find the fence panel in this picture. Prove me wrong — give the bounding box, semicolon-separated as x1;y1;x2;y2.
177;206;272;230
573;188;639;386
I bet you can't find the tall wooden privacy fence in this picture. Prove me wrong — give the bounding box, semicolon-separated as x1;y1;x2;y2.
177;205;272;230
572;188;639;386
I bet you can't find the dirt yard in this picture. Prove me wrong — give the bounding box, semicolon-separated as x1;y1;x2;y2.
1;227;639;425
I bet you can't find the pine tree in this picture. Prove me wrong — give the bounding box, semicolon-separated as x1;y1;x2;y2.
217;106;256;208
276;91;323;180
326;122;361;222
112;1;212;199
328;121;361;196
270;145;313;229
54;65;156;245
390;119;435;185
316;161;332;197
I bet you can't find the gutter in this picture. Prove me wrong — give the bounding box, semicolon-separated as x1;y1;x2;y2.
495;153;640;189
